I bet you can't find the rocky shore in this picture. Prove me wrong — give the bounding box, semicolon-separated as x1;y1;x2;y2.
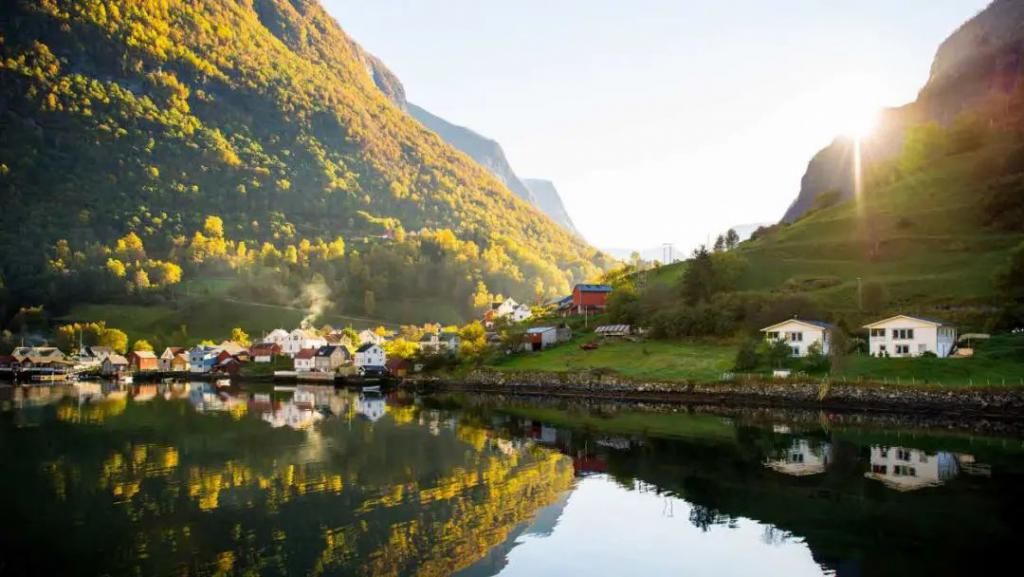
405;369;1024;419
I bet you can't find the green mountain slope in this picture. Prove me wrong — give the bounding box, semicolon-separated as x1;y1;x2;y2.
783;0;1024;223
0;0;609;327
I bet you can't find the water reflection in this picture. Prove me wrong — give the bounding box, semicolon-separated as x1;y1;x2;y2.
1;383;1023;577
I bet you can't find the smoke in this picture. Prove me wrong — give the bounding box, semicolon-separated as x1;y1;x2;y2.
299;276;332;329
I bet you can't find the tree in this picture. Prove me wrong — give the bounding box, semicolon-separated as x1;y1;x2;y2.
725;229;740;250
713;235;726;253
829;327;851;374
458;321;488;359
230;327;251;346
132;339;154;351
204;215;224;237
733;339;760;371
384;337;419;359
363;290;376;316
758;339;792;369
99;328;128;354
681;246;717;305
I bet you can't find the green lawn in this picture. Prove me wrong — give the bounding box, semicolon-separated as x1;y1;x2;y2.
488;339;738;382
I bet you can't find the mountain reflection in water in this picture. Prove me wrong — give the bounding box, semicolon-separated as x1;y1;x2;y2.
0;382;1023;577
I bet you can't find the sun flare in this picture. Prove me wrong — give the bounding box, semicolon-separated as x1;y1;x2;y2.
844;106;880;140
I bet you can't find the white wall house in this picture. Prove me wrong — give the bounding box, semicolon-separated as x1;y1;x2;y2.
263;328;290;346
764;439;832;476
760;319;832;357
863;315;956;358
293;348;317;372
283;328;328;357
354;343;386;368
863;446;959;491
493;298;532;323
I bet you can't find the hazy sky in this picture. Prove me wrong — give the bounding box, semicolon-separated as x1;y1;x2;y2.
323;0;989;252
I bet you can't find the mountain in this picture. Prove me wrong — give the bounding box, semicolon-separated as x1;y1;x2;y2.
360;53;584;237
406;103;537;205
522;179;580;236
0;0;610;327
782;0;1024;223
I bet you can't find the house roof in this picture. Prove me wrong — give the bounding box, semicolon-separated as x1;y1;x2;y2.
315;345;347;357
862;314;949;329
526;326;556;334
761;319;834;332
130;350;158;359
250;343;280;354
574;284;613;293
595;324;631;334
105;354;129;365
356;343;379;353
295;348;317;359
12;346;65;359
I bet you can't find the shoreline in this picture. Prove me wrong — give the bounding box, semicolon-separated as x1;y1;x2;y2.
404;369;1024;420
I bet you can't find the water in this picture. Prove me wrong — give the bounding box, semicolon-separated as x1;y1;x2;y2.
1;381;1023;577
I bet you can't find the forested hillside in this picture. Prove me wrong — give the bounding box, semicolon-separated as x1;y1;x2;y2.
0;0;610;329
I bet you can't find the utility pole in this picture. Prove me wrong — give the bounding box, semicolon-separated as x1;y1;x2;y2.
857;277;863;311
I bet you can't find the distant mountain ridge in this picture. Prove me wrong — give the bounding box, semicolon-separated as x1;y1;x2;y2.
362;54;581;237
522;179;580;236
782;0;1024;223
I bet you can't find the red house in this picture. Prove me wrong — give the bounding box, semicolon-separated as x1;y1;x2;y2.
570;284;613;314
127;350;159;372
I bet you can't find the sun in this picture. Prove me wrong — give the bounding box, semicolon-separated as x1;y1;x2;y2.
842;106;879;140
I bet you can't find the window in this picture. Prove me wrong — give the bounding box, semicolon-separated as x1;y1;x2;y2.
896;345;910;355
789;453;804;463
879;448;888;458
878;345;887;354
791;346;801;357
787;332;803;342
893;328;915;340
870;328;885;338
894;465;916;477
872;464;887;474
897;449;911;461
766;331;778;340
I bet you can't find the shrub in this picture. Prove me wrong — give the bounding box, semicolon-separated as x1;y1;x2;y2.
733;339;760;371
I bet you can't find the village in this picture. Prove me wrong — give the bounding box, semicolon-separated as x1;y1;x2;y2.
0;279;987;387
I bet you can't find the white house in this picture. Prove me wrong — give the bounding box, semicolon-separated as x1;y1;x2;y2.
283;328;327;357
354;343;386;369
158;347;185;371
523;326;571;352
263;328;290;346
419;331;460;355
764;439;832;476
863;446;959;491
863;315;956;358
760;319;832;357
491;298;532;323
294;348;317;372
188;346;218;374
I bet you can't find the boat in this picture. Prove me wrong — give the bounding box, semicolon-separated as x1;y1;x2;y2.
361;384;382;393
115;374;133;384
214;378;231;388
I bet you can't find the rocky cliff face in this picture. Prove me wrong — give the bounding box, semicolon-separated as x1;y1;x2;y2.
523;179;581;237
360;48;589;235
407;103;537;205
782;0;1024;223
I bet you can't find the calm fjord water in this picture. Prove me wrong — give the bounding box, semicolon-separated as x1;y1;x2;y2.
1;382;1022;577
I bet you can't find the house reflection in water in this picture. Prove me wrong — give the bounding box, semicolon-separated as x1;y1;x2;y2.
764;439;832;476
355;392;387;422
864;446;961;491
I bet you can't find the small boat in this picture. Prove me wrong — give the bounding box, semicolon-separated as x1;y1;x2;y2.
362;384;382;393
116;374;133;384
215;378;231;388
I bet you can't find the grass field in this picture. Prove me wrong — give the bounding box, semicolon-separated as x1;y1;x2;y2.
647;145;1024;326
487;339;738;382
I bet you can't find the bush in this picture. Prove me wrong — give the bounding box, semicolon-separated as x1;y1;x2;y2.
733;339;760;371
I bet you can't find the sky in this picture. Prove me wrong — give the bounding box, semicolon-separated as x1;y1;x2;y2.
323;0;990;253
